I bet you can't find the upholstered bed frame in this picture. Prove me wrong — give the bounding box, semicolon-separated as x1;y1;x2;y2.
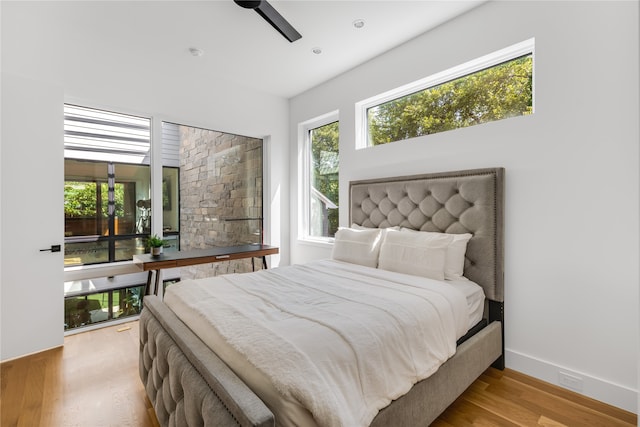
139;167;505;426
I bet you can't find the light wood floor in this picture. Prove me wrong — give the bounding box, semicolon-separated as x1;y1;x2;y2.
1;321;636;427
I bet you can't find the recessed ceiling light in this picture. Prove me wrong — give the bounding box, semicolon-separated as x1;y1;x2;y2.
189;47;204;57
312;47;322;55
353;19;365;29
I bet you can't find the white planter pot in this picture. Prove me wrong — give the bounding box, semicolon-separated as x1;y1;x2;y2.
151;246;163;256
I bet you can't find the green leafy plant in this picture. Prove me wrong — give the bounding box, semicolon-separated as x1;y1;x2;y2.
147;234;166;248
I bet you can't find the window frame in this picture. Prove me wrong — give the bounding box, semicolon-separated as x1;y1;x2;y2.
298;110;340;245
355;38;535;149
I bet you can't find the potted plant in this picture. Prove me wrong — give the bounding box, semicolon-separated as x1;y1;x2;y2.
147;234;166;256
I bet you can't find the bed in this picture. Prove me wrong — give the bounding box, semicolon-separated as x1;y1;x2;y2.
139;167;504;427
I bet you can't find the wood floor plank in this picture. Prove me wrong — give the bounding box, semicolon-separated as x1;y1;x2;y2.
1;321;636;427
464;387;543;425
538;415;570;427
480;374;583;425
1;360;24;426
40;349;63;427
437;398;522;427
505;369;637;425
19;353;48;427
481;372;633;427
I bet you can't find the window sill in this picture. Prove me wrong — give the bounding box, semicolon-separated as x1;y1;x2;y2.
297;237;334;249
64;261;141;282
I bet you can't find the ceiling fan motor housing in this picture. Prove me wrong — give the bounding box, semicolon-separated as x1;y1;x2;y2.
234;0;262;9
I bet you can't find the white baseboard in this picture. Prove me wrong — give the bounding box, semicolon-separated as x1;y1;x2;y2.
505;349;637;414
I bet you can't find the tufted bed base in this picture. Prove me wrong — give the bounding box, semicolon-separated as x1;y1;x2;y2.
139;296;273;427
139;167;505;426
140;295;502;427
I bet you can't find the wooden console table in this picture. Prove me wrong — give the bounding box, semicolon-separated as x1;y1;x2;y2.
133;244;279;296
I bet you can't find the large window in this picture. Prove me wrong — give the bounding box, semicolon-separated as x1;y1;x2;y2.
64;105;152;266
161;121;263;278
64;159;151;265
300;113;339;241
358;39;534;147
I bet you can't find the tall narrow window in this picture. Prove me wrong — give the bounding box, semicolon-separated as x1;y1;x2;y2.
300;112;339;241
161;166;180;253
64;105;151;266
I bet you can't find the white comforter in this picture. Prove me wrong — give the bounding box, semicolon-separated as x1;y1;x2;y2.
164;259;469;427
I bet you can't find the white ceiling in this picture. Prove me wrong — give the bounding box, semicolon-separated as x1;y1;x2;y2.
212;0;486;97
87;1;485;98
4;1;485;99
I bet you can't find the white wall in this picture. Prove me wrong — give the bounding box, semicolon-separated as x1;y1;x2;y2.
0;1;290;360
289;1;639;413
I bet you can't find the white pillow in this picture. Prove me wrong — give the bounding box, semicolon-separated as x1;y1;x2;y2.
331;227;383;268
350;223;400;232
378;229;450;280
401;228;472;280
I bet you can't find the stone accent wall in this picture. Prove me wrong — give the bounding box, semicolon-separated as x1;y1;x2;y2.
178;125;262;279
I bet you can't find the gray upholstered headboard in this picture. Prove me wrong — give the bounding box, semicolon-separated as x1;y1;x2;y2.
349;167;504;303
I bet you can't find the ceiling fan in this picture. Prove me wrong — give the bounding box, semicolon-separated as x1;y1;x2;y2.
234;0;302;43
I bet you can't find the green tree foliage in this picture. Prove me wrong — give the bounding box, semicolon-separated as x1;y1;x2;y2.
368;55;533;145
64;182;98;217
64;181;125;218
310;121;339;236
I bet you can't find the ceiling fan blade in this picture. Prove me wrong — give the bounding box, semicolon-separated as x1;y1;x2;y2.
235;0;302;43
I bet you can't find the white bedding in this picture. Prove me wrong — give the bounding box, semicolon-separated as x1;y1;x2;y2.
447;277;486;331
164;259;481;427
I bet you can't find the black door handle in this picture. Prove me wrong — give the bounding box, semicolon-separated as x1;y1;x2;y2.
40;245;61;253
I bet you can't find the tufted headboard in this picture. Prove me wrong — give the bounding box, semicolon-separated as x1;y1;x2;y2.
350;168;504;303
